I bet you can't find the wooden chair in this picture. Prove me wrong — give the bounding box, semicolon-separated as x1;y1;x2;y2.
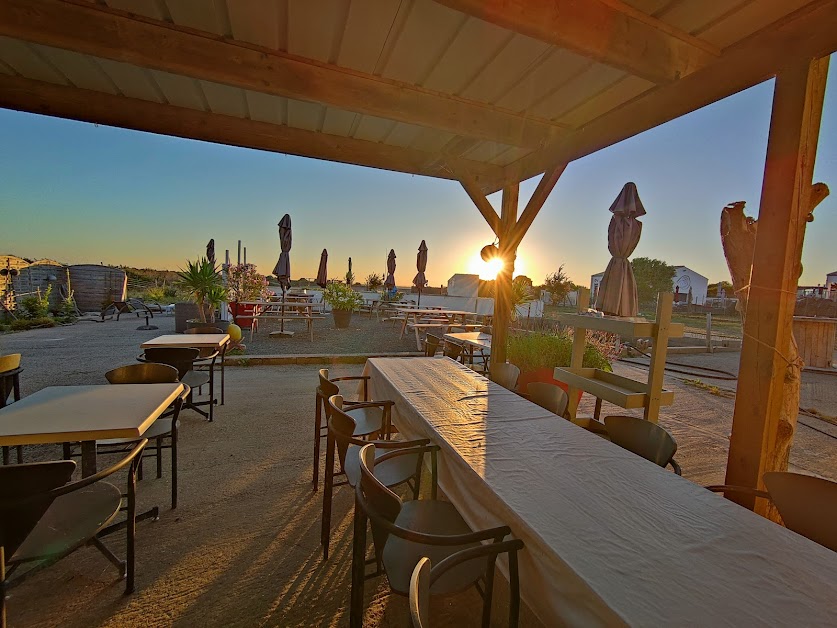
0;354;23;465
140;347;217;421
489;363;520;391
424;334;442;357
708;472;837;552
321;395;435;560
351;443;519;628
442;341;464;361
603;415;681;475
312;368;379;492
0;441;147;626
526;382;568;417
409;540;525;628
183;326;224;334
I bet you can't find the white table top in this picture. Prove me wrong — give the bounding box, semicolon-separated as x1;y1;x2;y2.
363;357;837;626
0;384;184;446
141;334;230;350
444;331;492;350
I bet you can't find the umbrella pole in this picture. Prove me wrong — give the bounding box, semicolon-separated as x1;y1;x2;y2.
417;287;421;307
281;286;286;333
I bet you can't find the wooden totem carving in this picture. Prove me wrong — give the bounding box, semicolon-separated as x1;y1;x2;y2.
720;182;829;514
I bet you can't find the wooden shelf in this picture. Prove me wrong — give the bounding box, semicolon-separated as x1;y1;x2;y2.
555;312;684;339
553;367;674;409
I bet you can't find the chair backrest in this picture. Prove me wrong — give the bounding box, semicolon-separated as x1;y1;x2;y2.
327;395;357;470
183;326;224;334
142;347;200;380
763;472;837;552
490;363;520;390
424;334;442;357
317;368;339;399
358;444;403;562
526;382;568;417
442;341;463;361
604;415;677;468
106;363;180;384
0;353;21;373
0;460;76;558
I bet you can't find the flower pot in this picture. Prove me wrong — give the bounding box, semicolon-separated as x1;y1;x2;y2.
229;301;256;326
174;302;200;333
332;309;353;329
516;367;583;404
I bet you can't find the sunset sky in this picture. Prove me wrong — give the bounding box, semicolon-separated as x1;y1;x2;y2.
2;59;835;288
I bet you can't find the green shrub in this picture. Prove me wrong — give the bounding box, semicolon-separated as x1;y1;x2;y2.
507;330;613;373
10;317;55;331
19;285;52;319
322;282;364;311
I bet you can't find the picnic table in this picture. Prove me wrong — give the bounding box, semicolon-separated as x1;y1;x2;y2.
362;357;837;626
397;309;483;349
0;384;184;477
239;300;325;341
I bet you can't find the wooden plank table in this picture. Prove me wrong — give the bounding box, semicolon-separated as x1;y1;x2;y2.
363;357;837;626
0;384;184;476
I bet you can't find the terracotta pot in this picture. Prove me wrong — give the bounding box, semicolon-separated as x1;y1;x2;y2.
229;301;256;326
332;309;352;329
515;366;583;403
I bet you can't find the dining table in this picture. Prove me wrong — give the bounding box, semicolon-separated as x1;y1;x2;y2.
361;356;837;626
443;331;491;366
141;333;230;409
0;383;184;477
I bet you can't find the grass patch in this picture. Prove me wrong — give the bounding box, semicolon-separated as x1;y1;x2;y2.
682;378;735;398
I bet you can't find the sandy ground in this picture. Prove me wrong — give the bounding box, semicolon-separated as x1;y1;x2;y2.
1;320;836;627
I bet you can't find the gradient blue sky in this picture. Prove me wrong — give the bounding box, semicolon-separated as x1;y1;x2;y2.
2;60;836;288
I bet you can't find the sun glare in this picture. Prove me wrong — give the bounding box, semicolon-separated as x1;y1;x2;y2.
466;252;529;281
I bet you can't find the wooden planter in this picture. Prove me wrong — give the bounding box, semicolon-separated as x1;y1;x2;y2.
174;302;200;333
228;302;256;327
332;309;352;329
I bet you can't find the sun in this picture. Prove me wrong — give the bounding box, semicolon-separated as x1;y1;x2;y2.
467;253;504;280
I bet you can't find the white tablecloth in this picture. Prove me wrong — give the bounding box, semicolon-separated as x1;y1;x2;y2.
363;357;837;627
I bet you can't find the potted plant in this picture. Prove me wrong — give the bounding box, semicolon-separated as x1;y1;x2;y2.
322;282;364;329
506;330;618;399
227;263;271;325
177;258;223;326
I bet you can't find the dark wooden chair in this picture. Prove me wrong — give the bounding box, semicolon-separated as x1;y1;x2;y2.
312;368;379;491
604;415;681;475
321;394;435;560
0;440;147;626
409;540;525;628
442;341;464;361
351;443;520;628
0;354;23;465
526;382;568;417
489;363;520;391
182;326;227;405
424;334;442;357
707;472;837;552
140;347;216;421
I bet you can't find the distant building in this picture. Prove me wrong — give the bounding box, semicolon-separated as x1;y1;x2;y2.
447;274;480;298
828;271;837;298
590;265;708;305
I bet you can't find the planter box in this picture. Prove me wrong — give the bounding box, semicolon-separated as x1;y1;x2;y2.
229;302;257;327
553;367;674;409
174;302;200;333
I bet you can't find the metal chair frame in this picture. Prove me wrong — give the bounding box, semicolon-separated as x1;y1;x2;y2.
138;347;218;421
0;356;23;465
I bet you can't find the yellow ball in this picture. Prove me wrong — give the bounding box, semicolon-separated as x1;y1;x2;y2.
227;323;242;343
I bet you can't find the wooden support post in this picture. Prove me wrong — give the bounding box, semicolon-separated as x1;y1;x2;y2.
725;56;828;510
567;287;590;419
644;293;673;423
705;312;713;353
492;184;519;366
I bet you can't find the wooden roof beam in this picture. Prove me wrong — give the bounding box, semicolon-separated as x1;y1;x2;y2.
496;0;837;191
460;175;502;237
0;0;565;150
435;0;717;85
0;74;506;186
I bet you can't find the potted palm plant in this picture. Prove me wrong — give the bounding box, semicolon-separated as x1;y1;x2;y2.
322;282;364;329
507;330;617;399
177;258;223;327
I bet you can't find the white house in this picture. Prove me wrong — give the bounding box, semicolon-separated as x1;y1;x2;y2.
827;270;837;298
591;265;708;305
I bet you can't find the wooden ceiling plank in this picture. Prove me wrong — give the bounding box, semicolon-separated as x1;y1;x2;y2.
0;73;506;185
434;0;716;84
0;0;565;148
498;0;837;191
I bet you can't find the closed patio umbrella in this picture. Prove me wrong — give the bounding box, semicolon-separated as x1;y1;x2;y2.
316;249;328;288
594;183;645;317
347;257;352;285
273;214;292;333
413;240;428;306
384;249;396;291
206;239;216;267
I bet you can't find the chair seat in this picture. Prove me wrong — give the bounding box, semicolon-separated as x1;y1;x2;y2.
97;418;177;445
344;443;419;488
182;371;210;389
345;406;384;436
11;482;122;564
382;500;485;596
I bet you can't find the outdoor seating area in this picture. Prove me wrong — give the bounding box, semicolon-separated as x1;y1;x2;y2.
2;0;837;626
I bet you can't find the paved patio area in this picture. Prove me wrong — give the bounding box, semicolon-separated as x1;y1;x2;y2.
1;319;835;626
